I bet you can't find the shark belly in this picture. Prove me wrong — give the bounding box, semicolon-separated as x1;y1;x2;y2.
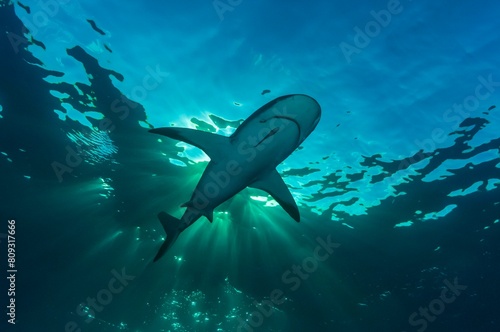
189;161;247;213
189;116;301;218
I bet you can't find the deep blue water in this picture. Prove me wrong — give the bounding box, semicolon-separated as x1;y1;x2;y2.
0;0;499;331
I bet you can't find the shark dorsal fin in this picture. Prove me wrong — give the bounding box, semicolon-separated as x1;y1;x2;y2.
249;169;300;222
150;127;230;161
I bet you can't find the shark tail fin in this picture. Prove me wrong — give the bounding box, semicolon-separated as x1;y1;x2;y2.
153;211;181;262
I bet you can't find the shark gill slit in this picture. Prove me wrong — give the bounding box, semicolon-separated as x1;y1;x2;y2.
254;127;279;147
267;115;301;144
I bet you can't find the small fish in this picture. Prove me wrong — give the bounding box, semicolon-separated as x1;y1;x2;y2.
261;89;271;95
17;1;30;13
87;19;106;35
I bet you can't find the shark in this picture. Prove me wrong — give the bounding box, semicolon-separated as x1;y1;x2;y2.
150;94;321;261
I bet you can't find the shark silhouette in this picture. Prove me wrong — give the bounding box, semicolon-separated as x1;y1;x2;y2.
150;94;321;261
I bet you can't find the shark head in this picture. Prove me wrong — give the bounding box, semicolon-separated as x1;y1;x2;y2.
272;94;321;144
233;94;321;147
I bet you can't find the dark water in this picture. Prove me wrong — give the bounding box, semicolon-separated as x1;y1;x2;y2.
1;1;499;331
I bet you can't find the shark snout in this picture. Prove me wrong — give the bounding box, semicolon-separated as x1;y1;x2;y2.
285;94;321;142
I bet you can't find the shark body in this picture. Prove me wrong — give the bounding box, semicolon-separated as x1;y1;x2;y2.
150;94;321;261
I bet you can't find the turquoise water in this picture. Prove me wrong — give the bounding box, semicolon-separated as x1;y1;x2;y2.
0;0;499;331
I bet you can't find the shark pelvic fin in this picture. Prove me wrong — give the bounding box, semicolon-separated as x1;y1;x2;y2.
204;210;214;223
180;201;212;222
150;127;230;161
250;169;300;222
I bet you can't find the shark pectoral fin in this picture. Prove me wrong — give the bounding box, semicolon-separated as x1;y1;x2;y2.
249;169;301;222
149;127;230;161
153;211;181;262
